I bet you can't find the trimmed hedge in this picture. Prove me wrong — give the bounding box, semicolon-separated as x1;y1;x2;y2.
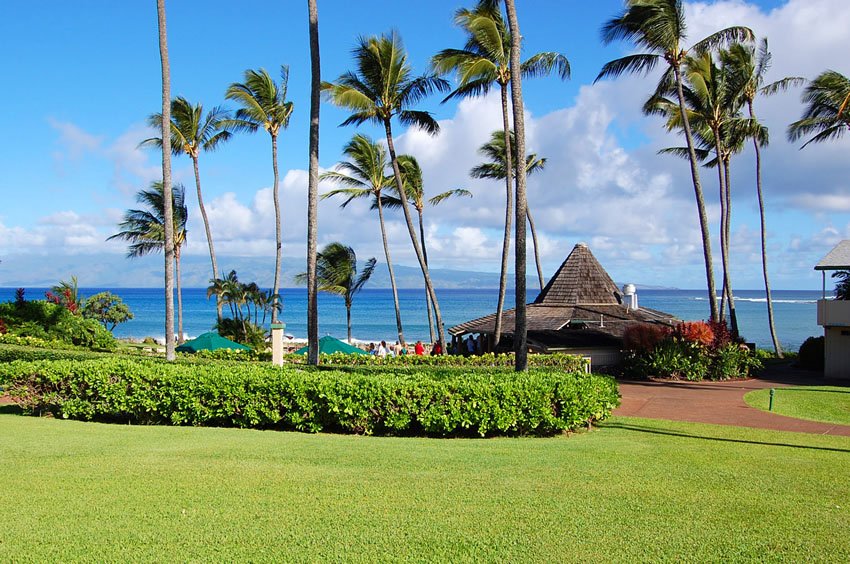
1;358;619;437
284;351;589;370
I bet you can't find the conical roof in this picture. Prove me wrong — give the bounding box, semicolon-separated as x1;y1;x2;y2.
533;243;621;306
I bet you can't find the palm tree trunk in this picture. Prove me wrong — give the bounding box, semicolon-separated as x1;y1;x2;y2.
192;155;221;322
271;133;282;324
346;301;352;344
748;100;782;356
175;246;184;344
505;0;527;371
526;207;544;290
673;62;719;322
306;0;321;366
494;84;514;349
723;157;739;337
376;195;405;344
156;0;176;361
383;120;446;351
716;146;727;323
419;208;436;344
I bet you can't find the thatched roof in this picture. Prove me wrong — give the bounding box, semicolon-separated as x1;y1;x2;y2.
449;243;678;341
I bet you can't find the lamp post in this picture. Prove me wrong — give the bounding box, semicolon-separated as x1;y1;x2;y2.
271;322;286;366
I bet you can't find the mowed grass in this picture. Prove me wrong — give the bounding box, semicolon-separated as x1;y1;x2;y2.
1;410;848;562
746;386;850;426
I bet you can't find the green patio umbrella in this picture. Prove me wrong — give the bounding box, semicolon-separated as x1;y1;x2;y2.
176;332;251;353
294;335;368;355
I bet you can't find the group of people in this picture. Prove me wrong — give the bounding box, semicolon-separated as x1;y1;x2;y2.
365;339;442;357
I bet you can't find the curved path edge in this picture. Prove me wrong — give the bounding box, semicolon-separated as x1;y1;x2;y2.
614;362;850;436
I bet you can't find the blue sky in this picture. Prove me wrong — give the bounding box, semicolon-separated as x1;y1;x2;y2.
1;0;848;290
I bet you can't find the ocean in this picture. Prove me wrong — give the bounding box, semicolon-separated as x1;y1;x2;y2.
0;286;823;352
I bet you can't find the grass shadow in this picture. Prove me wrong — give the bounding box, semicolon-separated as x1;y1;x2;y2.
602;420;850;454
0;403;23;416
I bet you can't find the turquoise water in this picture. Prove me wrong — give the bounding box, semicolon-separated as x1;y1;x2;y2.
0;287;822;352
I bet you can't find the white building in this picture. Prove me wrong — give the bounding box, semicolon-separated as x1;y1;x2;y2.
815;240;850;380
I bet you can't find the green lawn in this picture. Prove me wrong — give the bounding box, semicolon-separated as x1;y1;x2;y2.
1;409;848;562
745;386;850;426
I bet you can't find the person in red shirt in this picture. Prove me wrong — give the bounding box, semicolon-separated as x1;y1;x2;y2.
431;341;442;355
414;340;425;355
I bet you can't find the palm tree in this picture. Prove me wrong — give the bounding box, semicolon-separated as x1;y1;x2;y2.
722;39;802;356
225;67;294;324
321;134;405;344
323;32;450;350
295;243;377;343
834;271;850;300
380;154;472;343
645;51;746;336
432;1;569;346
504;0;529;370
470;129;547;290
141;97;232;322
108;182;188;343
306;0;321;366
597;0;753;322
155;0;176;360
788;70;850;146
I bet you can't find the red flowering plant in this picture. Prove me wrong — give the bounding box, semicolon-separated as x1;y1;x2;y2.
675;321;715;348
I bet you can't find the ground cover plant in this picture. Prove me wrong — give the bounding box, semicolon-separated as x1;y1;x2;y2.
1;357;616;436
622;321;761;380
0;411;847;562
745;386;850;426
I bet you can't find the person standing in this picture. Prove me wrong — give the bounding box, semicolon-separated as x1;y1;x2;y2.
414;340;424;355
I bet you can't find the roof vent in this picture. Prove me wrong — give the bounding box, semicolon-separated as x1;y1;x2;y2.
622;284;638;311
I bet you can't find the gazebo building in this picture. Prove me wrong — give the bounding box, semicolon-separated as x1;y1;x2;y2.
815;239;850;380
449;243;679;369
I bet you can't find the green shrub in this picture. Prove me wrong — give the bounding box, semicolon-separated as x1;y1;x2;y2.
623;320;759;381
0;358;618;437
797;336;824;371
283;351;588;371
0;300;115;350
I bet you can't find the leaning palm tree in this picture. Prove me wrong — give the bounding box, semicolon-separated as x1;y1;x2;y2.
141;97;231;322
323;32;450;350
722;39;802;356
380;154;472;343
155;0;176;360
108;182;188;343
321;134;406;344
225;67;294;324
597;0;754;322
788;70;850;147
432;1;569;346
306;0;321;366
295;243;377;343
470;129;547;291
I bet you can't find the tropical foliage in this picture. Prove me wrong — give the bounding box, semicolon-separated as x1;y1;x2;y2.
108;181;188;343
295;243;376;343
207;270;278;349
225;67;294;324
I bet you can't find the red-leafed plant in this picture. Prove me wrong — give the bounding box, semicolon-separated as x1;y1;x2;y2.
0;318;7;335
675;321;715;347
623;323;671;352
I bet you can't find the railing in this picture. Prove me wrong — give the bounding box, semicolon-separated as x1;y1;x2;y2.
817;299;850;327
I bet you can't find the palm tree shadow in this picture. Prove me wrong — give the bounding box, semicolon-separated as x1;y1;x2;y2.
603;421;850;454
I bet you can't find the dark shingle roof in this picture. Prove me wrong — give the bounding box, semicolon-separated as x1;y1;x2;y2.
449;242;678;339
534;242;621;305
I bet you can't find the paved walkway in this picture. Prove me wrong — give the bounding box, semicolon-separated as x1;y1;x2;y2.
615;362;850;436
